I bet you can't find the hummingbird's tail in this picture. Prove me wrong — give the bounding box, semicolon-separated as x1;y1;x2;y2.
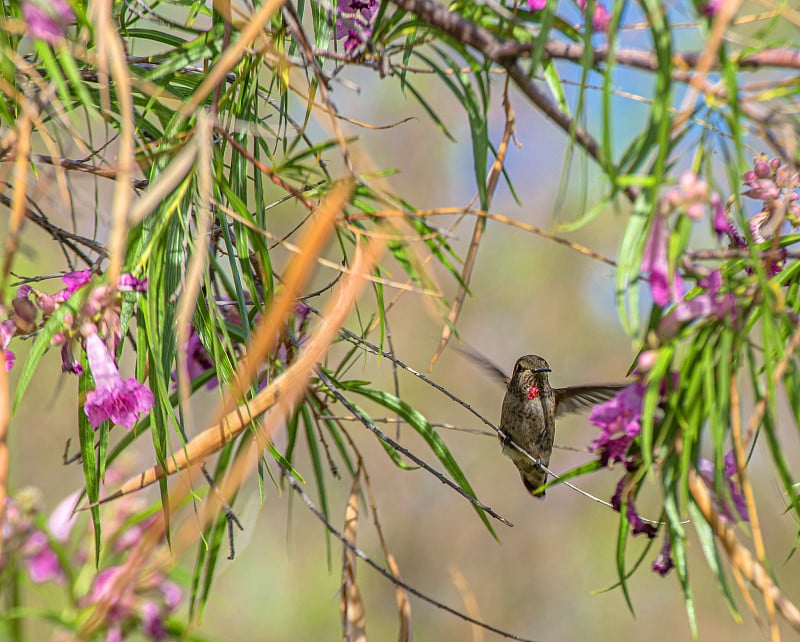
522;472;547;498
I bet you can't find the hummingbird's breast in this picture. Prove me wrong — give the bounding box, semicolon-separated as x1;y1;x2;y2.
499;385;556;466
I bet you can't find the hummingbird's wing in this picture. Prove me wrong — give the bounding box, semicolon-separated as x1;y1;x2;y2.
554;385;626;417
456;345;510;387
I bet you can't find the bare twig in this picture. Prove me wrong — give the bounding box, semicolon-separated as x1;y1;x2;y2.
282;466;540;642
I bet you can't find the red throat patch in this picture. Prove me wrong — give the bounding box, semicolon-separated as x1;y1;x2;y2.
527;386;540;400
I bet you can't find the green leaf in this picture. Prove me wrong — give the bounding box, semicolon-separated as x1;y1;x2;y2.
348;384;496;537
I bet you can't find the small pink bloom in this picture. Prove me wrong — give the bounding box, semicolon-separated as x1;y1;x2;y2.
636;350;658;373
22;531;65;583
576;0;610;33
84;333;154;430
21;0;75;43
591;3;610;32
336;0;379;52
62;269;92;295
528;0;547;9
118;274;148;292
48;491;80;541
699;0;721;17
652;533;674;575
641;214;671;307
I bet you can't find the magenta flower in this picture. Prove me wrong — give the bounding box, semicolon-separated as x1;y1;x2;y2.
699;0;721;16
61;269;92;295
183;328;216;388
336;0;379;52
723;451;749;522
627;501;657;537
21;0;75;44
22;531;65;583
590;3;611;32
589;383;644;466
0;320;16;371
528;0;547;9
118;274;149;293
82;564;183;642
642;214;671;307
576;0;610;33
698;450;749;523
84;332;154;430
610;473;657;538
658;270;735;338
652;533;674;575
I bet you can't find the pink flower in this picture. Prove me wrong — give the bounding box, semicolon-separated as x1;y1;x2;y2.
641;214;671;307
84;333;154;430
22;531;65;583
21;0;75;44
652;533;674;575
576;0;610;33
61;269;92;295
658;270;735;338
590;3;610;32
48;491;80;541
610;474;657;537
698;451;749;523
336;0;379;52
82;565;182;642
117;274;148;292
699;0;721;17
528;0;547;9
589;384;644;466
0;320;16;371
183;328;217;388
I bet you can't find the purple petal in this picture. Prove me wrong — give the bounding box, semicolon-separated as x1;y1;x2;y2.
85;378;155;430
118;273;148;292
22;531;64;583
22;0;75;43
627;502;657;538
652;534;674;576
160;580;183;611
84;333;154;429
591;3;611;32
61;269;92;295
641;215;671;307
140;600;167;641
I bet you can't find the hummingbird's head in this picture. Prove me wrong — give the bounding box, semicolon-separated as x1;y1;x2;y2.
511;354;551;389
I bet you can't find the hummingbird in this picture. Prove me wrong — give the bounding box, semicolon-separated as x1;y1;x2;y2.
463;350;624;498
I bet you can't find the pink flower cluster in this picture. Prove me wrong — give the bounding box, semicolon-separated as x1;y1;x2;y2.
181;302;310;389
589;383;644;467
335;0;380;53
1;473;183;641
21;0;75;43
642;171;736;339
6;270;153;430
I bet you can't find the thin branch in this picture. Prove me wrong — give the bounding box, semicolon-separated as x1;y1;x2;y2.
386;0;637;203
314;366;514;528
282;466;540;642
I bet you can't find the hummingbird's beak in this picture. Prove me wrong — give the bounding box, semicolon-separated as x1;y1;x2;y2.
534;367;552;373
